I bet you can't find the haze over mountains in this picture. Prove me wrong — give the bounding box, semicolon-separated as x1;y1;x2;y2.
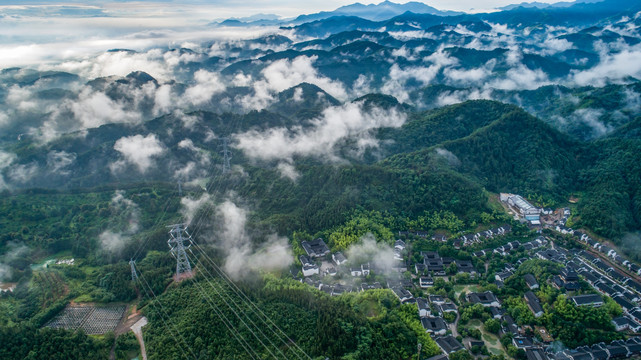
0;0;639;238
2;1;641;359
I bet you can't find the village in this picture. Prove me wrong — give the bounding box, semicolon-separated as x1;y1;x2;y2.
292;194;641;360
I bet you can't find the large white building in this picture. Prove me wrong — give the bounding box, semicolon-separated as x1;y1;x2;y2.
500;193;541;224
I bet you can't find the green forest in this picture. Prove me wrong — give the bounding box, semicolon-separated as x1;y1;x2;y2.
2;96;641;358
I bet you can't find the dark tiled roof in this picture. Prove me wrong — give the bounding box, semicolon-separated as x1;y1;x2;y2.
435;335;464;353
570;294;603;306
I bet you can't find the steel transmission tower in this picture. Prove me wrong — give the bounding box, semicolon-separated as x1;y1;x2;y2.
221;137;232;174
167;224;194;281
129;259;138;282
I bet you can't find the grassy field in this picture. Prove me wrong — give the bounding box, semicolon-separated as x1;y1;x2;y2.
468;319;508;357
453;284;481;298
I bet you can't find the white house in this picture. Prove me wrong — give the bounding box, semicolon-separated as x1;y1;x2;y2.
300;255;319;277
350;267;362;277
361;263;370;276
332;252;347;266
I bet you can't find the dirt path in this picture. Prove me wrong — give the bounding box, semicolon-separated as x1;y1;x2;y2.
131;317;148;360
449;312;460;338
114;305;142;336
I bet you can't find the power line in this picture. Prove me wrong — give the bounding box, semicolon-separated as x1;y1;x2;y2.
188;249;287;360
183;266;260;360
190;243;312;360
167;224;194;281
180;160;312;359
130;259;138;282
135;264;198;360
221;137;232;174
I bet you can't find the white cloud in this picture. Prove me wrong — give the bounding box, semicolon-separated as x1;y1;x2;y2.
572;49;641;87
99;190;141;255
487;65;550;90
99;231;129;255
443;63;493;85
8;163;39;183
241;55;347;110
215;199;293;280
67;87;141;128
0;150;17;189
182;70;227;106
435;147;461;167
569;108;610;139
234;102;406;167
540;36;573;55
344;233;395;274
46;150;76;175
0;242;30;281
276;162;300;181
112;134;165;173
55;49;173;81
352;74;374;97
181;193;211;224
381;49;456;101
175;138;211;180
435;88;494;106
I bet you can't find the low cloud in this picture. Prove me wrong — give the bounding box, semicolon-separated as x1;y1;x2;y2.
540;36;574;56
182;70;227;107
276;162;300;181
8;163;39;183
175;138;212;181
0;151;17;190
69;87;143;128
572;49;641;87
234;102;406;174
487;65;550;90
99;231;129;255
98;190;141;256
111;134;165;173
0;242;30;281
435;88;494;107
46;150;76;175
181;193;212;224
381;49;457;101
569;108;610;139
55;48;176;81
344;233;395;275
240;55;348;110
435;147;461;167
215;199;293;280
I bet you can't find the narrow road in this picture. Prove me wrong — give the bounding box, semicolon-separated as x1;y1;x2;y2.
131;317;149;360
450;312;460;338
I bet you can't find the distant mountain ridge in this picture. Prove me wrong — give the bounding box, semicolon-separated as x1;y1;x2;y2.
214;1;463;26
499;0;602;11
215;0;641;28
293;0;463;22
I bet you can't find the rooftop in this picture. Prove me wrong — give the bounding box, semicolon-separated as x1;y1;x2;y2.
468;291;499;305
301;238;330;257
570;294;603;306
417;298;430;310
524;291;543;315
435;335;464;354
421;317;447;332
524;274;538;287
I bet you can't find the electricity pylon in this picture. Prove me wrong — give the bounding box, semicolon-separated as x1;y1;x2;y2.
167;223;194;281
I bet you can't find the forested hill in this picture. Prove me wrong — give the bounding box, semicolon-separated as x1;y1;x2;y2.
2;98;640;251
2;1;641;358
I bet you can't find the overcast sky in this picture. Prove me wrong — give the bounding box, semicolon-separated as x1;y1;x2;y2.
0;0;563;18
0;0;565;69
